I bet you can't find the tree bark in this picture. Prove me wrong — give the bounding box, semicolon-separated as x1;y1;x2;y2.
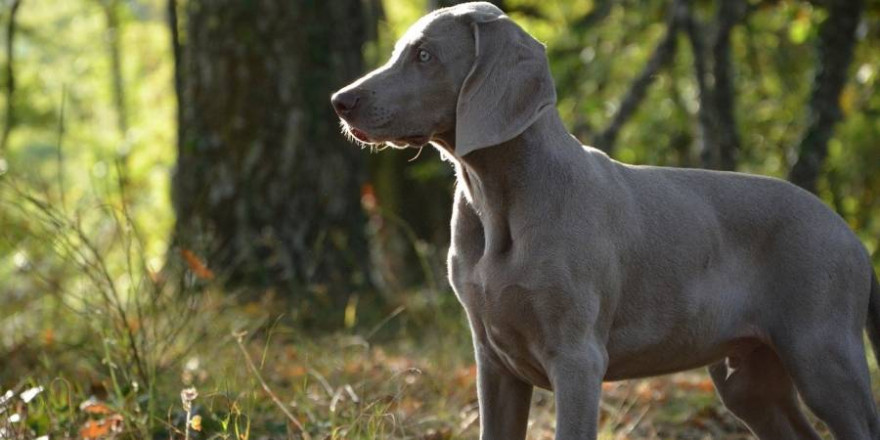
709;0;745;171
682;6;716;165
167;0;182;154
789;0;863;194
683;0;747;171
172;0;371;299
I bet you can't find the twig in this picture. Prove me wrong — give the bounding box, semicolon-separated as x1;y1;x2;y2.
365;305;406;341
233;331;311;440
56;85;67;211
307;368;334;398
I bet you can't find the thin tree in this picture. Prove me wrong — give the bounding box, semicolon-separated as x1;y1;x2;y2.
683;0;748;171
1;0;23;154
789;0;864;194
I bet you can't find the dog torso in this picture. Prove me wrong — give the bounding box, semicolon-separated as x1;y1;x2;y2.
447;111;872;389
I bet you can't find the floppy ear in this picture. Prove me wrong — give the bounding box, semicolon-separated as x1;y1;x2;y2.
454;16;557;156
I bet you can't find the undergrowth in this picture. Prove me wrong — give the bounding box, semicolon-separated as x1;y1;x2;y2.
0;173;867;440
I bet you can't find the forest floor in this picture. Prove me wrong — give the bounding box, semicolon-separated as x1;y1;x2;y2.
4;286;863;440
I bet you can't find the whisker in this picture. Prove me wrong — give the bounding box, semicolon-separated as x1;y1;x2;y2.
408;145;425;162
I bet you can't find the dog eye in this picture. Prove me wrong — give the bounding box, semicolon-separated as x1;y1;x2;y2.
417;49;432;63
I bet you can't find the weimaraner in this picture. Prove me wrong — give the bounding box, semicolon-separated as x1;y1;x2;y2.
330;2;880;439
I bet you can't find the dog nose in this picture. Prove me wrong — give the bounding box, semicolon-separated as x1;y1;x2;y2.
331;90;360;116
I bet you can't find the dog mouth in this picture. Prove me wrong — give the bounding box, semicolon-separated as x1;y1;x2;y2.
395;135;431;147
342;122;430;148
349;127;372;143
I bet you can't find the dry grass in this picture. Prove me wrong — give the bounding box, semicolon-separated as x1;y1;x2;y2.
0;288;844;439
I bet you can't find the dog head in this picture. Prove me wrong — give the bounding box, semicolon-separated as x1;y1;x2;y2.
330;2;556;156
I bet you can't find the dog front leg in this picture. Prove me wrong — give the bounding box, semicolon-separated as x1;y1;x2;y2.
476;348;533;440
550;344;608;440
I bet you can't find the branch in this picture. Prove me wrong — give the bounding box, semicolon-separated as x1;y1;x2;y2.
574;0;612;30
709;0;747;170
789;0;863;194
592;0;685;153
1;0;23;155
684;0;747;170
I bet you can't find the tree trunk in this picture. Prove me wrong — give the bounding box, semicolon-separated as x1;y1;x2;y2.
172;0;371;299
684;0;747;171
708;0;745;171
789;0;863;194
100;0;128;137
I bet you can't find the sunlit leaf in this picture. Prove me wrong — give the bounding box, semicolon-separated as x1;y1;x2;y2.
788;11;811;44
344;294;358;329
190;414;202;432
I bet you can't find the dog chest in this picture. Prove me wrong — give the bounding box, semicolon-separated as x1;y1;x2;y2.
449;249;595;387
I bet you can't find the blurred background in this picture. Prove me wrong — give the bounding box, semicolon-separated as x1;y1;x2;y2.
0;0;878;438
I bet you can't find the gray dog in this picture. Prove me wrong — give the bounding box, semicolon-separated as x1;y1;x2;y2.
331;2;880;439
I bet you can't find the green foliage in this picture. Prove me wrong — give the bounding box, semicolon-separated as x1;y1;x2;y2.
1;0;175;266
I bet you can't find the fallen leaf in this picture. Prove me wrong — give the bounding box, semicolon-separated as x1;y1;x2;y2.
453;364;477;388
79;414;123;439
287;365;308;377
180;249;215;280
361;183;377;212
673;378;715;394
420;427;452;440
80;398;114;415
43;328;55;346
396;396;423;415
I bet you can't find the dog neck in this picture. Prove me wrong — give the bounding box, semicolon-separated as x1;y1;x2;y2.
436;109;584;254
